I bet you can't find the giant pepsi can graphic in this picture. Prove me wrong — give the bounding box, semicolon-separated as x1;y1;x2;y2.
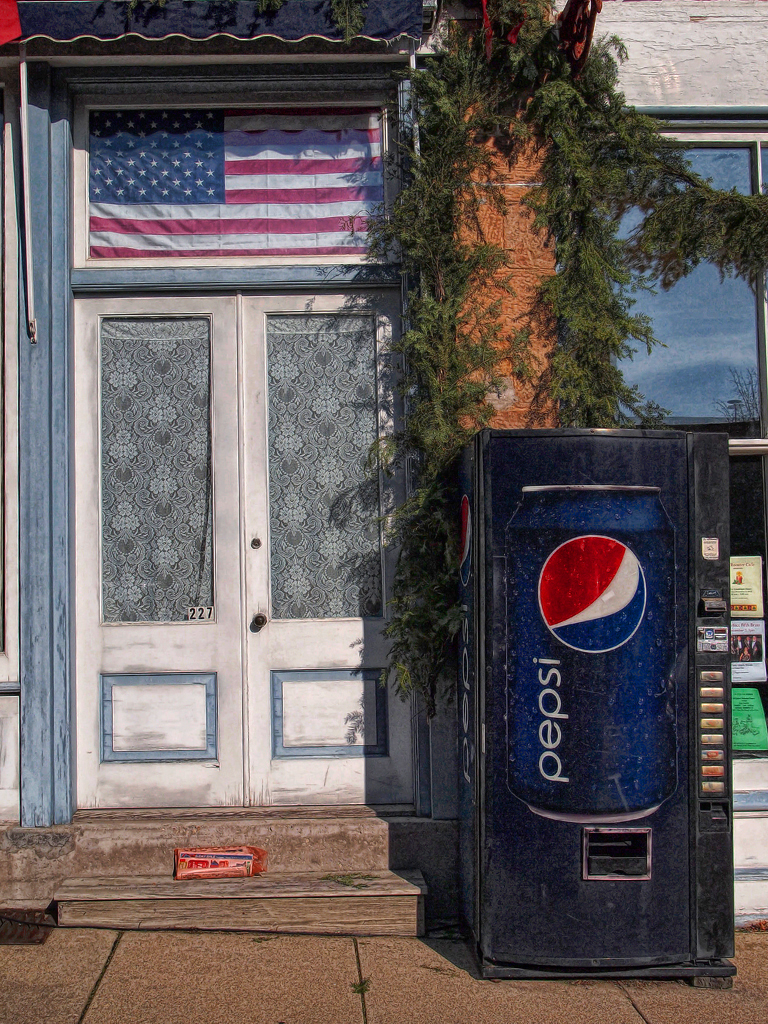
506;485;677;821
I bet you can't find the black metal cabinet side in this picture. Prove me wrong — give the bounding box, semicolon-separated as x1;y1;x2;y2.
688;432;735;961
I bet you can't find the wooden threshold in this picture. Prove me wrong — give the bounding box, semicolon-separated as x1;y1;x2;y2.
72;805;415;823
55;870;426;936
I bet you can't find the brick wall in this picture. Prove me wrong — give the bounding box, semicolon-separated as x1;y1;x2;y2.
472;134;558;427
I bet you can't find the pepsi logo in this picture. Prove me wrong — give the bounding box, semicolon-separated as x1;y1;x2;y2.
459;495;472;586
538;535;646;654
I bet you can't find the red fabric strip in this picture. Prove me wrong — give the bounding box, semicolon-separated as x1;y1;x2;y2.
224;156;381;175
90;214;371;235
90;245;368;258
0;0;20;46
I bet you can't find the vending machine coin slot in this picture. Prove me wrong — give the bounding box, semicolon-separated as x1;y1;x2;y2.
582;828;651;881
699;589;728;617
699;802;730;832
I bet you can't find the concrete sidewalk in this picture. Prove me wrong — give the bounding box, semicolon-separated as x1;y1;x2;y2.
1;928;767;1024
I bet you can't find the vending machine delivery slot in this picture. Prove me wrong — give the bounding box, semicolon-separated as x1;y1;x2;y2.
583;828;651;880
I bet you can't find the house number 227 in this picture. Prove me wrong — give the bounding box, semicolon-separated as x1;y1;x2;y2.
187;606;214;621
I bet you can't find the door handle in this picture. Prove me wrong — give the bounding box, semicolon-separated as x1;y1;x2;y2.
249;612;268;633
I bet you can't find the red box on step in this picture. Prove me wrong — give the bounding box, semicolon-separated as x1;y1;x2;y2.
174;846;268;879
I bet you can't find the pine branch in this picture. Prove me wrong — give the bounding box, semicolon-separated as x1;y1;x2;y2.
372;3;768;709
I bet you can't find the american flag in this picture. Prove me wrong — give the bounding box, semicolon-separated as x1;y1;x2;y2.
88;108;383;258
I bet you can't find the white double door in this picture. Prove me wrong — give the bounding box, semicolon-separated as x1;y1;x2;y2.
74;292;412;809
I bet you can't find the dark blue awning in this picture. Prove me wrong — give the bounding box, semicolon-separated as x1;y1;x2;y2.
17;1;422;44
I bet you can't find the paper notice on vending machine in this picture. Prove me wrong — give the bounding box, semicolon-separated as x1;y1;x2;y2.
730;555;764;617
732;688;768;751
731;620;768;683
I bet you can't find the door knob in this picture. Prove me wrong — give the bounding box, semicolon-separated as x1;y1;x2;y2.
249;613;268;633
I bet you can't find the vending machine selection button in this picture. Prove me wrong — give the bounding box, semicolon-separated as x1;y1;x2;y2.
701;765;725;777
701;734;724;745
702;749;724;761
700;671;724;683
701;781;725;794
700;687;724;698
700;703;725;713
701;718;724;729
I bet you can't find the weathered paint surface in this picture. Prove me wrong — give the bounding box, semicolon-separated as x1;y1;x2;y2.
0;809;391;903
0;697;20;822
600;1;768;109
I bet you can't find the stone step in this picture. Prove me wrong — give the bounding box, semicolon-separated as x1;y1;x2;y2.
54;870;426;936
1;807;396;904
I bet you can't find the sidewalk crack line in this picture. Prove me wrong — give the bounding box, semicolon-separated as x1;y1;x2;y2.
77;930;123;1024
352;936;369;1024
616;980;653;1024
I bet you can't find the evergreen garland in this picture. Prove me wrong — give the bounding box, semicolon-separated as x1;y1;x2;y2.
374;0;768;713
367;30;532;713
330;0;369;42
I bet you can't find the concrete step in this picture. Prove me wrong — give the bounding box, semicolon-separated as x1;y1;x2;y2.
1;807;395;904
54;870;426;936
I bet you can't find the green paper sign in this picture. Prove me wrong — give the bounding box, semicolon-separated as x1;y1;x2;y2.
732;688;768;751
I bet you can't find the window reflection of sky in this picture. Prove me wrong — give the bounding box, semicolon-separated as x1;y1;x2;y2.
620;148;759;426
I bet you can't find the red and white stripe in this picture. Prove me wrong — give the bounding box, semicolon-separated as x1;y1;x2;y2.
89;111;383;258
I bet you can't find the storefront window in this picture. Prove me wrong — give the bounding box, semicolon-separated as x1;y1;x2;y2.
621;141;768;757
622;148;760;436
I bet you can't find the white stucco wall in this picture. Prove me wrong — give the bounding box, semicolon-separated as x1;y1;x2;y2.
597;1;768;110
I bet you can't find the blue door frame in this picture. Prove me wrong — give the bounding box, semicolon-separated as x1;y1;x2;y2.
15;61;404;826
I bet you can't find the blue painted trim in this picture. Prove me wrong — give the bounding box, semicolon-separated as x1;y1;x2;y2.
272;669;387;759
735;867;768;882
19;64;75;826
734;790;768;812
636;107;768;121
51;71;75;825
71;265;401;293
15;60;402;825
101;672;217;762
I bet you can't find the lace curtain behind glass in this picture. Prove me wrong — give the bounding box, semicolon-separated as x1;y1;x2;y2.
267;314;382;619
100;317;213;622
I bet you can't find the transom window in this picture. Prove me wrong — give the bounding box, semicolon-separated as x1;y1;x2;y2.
86;107;384;261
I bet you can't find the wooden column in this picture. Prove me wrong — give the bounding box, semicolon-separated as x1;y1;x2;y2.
18;63;73;826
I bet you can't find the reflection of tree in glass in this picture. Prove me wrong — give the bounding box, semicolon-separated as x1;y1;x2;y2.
636;399;670;429
715;368;760;422
345;696;366;745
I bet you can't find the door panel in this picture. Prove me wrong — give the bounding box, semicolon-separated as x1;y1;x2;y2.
74;297;244;808
242;294;412;805
74;291;413;809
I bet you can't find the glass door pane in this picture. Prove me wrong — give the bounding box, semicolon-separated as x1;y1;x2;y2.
100;316;214;622
266;313;382;619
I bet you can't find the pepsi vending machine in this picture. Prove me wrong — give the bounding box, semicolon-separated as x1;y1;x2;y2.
458;429;734;980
